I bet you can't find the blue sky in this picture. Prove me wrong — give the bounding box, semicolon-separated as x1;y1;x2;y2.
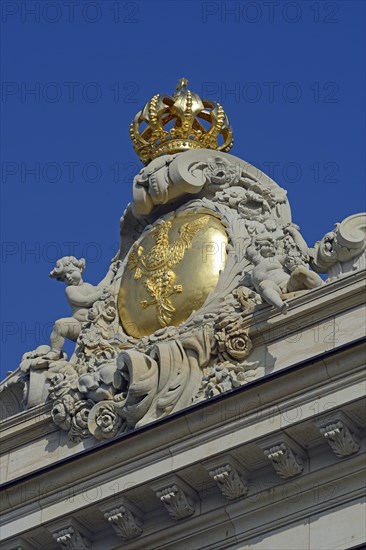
1;0;365;379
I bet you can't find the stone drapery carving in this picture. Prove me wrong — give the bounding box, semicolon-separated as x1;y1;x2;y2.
8;148;366;441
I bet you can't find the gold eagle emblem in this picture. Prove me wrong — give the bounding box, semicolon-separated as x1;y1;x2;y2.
127;215;210;327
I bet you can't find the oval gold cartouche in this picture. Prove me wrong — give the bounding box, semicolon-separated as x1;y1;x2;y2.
118;213;228;338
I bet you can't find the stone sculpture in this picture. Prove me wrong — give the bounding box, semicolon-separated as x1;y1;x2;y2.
246;224;323;313
19;257;118;371
3;79;365;442
311;212;366;281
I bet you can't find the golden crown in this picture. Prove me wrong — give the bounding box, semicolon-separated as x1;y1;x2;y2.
130;78;234;165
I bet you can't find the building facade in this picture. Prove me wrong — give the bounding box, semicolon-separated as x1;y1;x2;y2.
1;81;365;549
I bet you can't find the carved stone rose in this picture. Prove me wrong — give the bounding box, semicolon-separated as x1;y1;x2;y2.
88;401;124;440
69;400;92;440
51;396;72;431
215;323;252;362
96;403;118;434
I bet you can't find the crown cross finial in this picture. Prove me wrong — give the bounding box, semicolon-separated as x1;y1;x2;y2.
176;77;188;92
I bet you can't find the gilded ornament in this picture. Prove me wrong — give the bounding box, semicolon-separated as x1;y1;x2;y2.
118;213;228;338
130;78;233;164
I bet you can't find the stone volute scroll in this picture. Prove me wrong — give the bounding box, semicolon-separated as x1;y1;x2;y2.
2;78;365;442
310;213;366;281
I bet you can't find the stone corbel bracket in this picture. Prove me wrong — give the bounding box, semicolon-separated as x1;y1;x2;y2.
258;437;305;479
314;411;360;458
204;456;248;500
48;519;91;550
100;499;143;541
151;477;197;521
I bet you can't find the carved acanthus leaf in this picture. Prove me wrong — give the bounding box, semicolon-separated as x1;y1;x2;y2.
156;484;195;520
52;526;91;550
233;286;262;312
76;286;125;369
104;505;143;540
209;464;248;500
264;442;303;479
320;421;360;457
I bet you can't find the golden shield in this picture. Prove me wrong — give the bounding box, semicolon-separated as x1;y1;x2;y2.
118;212;228;338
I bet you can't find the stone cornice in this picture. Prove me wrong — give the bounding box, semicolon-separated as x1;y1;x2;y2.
0;403;54;453
0;337;363;485
1;437;365;546
1;340;364;517
249;267;366;346
1;343;365;548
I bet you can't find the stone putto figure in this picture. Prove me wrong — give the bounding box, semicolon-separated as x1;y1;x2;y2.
22;257;117;368
47;256;118;360
246;224;323;314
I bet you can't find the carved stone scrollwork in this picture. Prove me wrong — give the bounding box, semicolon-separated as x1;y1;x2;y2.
209;463;248;500
319;420;360;458
104;505;143;541
52;526;91;550
155;483;195;520
264;442;303;479
311;213;366;281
